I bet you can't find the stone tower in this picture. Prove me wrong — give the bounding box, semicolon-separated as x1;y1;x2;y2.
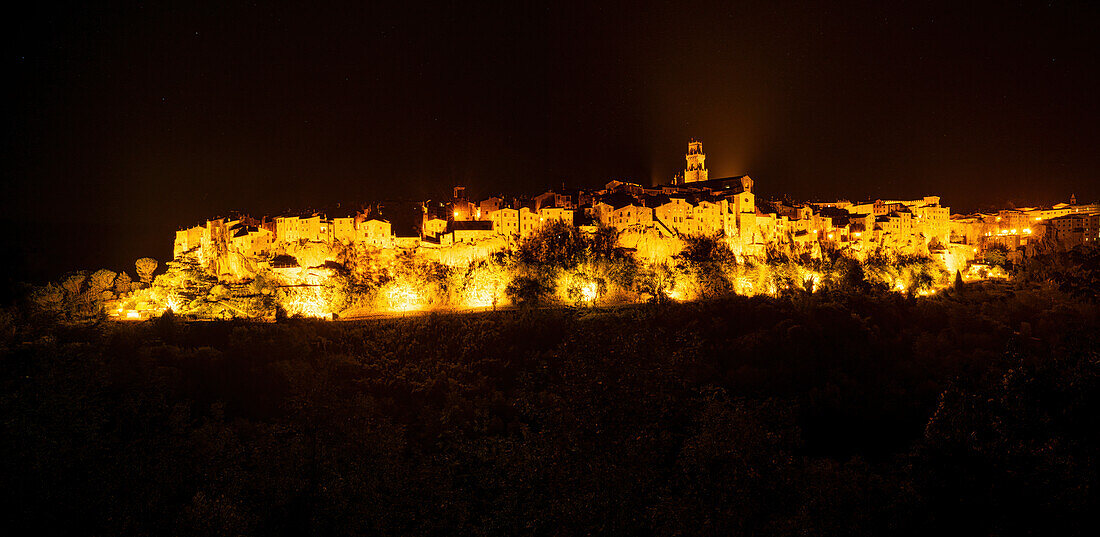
684;140;708;183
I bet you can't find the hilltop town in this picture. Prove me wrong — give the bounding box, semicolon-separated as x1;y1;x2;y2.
18;140;1086;321
172;141;1096;283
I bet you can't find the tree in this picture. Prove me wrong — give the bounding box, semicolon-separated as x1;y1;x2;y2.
984;245;1008;268
506;275;551;307
1052;243;1100;303
589;224;619;258
61;272;86;297
679;234;735;266
87;269;117;296
910;268;935;295
840;257;871;293
517;220;586;268
45;270;113;320
803;275;817;294
115;272;133;294
635;263;676;302
678;235;736;298
954;269;964;293
29;283;64;313
135;258;159;284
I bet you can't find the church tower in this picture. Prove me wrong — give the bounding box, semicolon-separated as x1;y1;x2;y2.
684;140;708;183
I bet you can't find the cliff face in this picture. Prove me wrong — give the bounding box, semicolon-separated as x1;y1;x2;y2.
416;237;509;268
214;252;257;282
280;241;339;272
619;228;685;263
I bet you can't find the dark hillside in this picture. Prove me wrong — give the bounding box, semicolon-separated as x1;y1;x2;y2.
1;282;1097;535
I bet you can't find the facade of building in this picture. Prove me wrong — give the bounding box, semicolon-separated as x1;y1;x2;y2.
230;226;273;257
1047;213;1100;248
489;207;540;238
358;218;393;248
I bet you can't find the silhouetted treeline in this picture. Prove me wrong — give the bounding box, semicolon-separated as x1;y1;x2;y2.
0;259;1098;535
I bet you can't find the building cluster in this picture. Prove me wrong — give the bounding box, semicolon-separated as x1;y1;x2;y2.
948;193;1100;262
174;141;1096;269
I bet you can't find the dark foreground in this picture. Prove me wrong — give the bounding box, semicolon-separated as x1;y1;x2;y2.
1;283;1097;536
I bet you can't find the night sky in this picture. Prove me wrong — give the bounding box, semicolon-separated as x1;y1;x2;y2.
3;0;1099;282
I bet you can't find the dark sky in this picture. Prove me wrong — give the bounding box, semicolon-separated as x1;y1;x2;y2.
3;0;1099;282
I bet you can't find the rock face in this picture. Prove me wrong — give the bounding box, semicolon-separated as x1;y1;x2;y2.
418;237;509;268
620;228;685;263
285;241;339;269
216;252;257;282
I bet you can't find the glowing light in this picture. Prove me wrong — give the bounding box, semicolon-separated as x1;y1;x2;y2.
736;277;755;296
464;288;498;308
464;267;506;308
385;282;424;312
125;310;141;319
580;282;598;302
1023;228;1031;234
453;211;460;218
893;281;906;292
558;272;602;305
283;287;331;318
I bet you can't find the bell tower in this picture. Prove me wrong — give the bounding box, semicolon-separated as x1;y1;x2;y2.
684;140;708;183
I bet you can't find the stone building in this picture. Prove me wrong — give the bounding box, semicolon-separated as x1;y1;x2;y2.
1047;213;1100;248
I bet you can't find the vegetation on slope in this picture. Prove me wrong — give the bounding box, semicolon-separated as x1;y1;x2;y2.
19;221;1000;321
